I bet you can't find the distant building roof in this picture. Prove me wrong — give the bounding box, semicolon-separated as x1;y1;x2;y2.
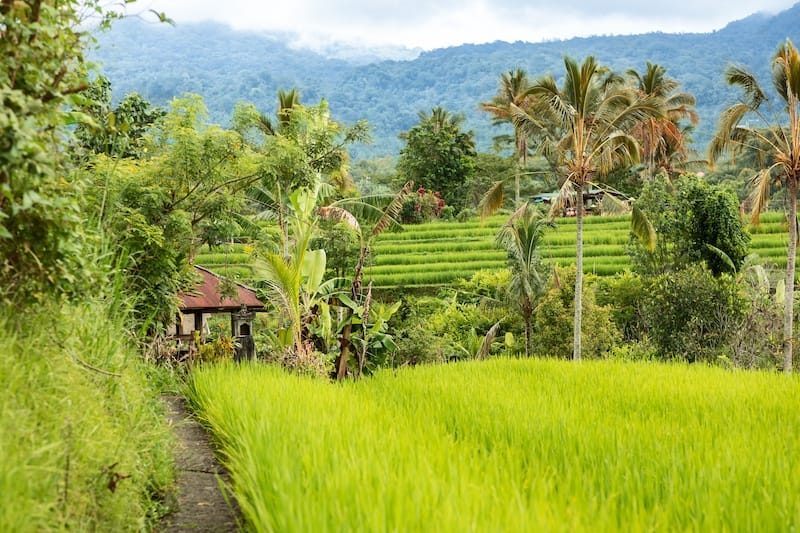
179;266;264;313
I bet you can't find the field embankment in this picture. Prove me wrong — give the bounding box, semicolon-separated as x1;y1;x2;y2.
189;359;800;532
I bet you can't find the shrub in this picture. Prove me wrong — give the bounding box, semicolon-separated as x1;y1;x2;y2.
531;266;621;358
399;188;446;224
595;271;649;342
640;264;744;362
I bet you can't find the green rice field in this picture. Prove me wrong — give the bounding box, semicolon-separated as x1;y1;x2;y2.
188;358;800;532
361;212;795;288
195;212;795;289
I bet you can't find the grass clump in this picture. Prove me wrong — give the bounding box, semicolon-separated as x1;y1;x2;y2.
0;297;175;531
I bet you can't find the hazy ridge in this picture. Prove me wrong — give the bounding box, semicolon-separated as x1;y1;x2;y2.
94;4;800;159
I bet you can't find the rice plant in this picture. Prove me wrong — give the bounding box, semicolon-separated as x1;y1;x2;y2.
189;359;800;532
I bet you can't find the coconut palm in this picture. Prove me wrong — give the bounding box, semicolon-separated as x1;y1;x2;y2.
627;62;698;178
709;39;800;373
480;69;534;207
254;88;302;136
512;55;662;361
495;203;551;356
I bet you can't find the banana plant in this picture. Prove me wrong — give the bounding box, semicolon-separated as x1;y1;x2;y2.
319;181;414;379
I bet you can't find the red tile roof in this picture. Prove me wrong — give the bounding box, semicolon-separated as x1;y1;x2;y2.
179;266;264;312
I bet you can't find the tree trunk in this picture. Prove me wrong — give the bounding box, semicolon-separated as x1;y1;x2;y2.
514;163;521;207
784;180;797;373
336;321;353;379
524;314;532;357
335;244;368;380
573;184;584;361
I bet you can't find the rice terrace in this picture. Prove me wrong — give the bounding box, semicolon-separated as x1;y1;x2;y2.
5;1;800;532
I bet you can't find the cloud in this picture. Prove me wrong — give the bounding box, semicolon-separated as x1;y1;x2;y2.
142;0;798;50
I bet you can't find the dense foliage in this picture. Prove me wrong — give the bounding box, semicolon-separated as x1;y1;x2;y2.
1;2;176;529
396;107;476;208
0;0;94;302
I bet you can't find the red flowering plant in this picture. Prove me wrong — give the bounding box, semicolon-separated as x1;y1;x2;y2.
400;187;446;223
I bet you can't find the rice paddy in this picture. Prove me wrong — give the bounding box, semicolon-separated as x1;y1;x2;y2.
188;358;800;532
194;212;795;289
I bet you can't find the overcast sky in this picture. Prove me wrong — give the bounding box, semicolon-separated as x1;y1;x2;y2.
141;1;797;51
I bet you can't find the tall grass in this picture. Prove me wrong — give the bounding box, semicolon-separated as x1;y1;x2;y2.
0;288;174;530
189;359;800;532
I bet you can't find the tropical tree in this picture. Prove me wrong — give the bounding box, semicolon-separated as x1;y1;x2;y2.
259;185;334;369
73;76;165;160
85;94;261;325
708;38;800;373
495;203;550;356
480;69;533;206
238;95;369;256
319;181;413;378
627;62;698;178
512;55;662;361
397;106;476;208
0;0;141;303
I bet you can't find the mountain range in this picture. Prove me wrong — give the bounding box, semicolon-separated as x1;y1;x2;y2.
93;4;800;160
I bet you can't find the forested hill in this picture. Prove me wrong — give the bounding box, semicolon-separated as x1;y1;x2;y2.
94;4;800;159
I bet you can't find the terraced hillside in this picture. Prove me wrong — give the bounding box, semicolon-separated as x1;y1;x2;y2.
195;212;793;290
362;215;632;288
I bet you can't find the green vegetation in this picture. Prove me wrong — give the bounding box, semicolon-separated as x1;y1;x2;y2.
6;1;800;528
188;359;800;532
1;1;175;528
0;293;174;531
709;38;800;371
353;213;789;289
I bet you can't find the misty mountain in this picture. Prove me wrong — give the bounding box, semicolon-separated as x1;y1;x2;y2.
92;4;800;159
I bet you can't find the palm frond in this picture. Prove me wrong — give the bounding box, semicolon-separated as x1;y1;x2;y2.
317;206;362;235
478;321;502;360
704;244;737;274
747;167;775;225
599;193;629;216
708;103;753;163
548;179;575;219
370;180;414;239
725;65;767;109
478;180;507;220
631;203;656;252
772;40;800;103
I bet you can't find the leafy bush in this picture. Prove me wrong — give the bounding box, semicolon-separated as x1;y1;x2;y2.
640;264;744;362
399;187;446;224
595;271;649;342
531;266;620;358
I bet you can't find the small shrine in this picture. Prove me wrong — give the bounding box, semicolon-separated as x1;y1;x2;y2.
168;266;264;360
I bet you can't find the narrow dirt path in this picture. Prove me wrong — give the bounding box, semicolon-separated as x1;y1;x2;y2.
160;395;242;532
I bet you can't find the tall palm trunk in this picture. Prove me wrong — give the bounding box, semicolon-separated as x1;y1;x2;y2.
573;184;584;361
785;181;797;373
524;314;532;357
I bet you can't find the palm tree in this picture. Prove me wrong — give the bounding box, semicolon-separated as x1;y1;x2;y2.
480;69;533;206
709;39;800;373
495;203;550;356
512;55;662;361
255;88;302;136
627;62;698;178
